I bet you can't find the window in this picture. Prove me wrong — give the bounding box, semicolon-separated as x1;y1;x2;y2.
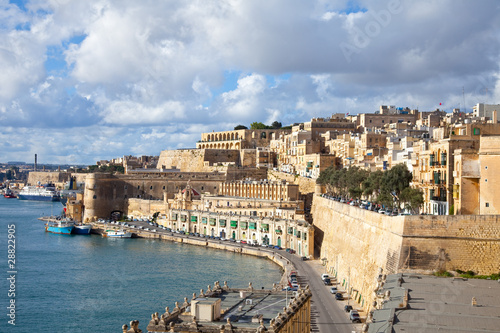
486;203;490;207
473;128;480;135
163;186;166;190
485;166;488;170
150;186;153;190
93;195;97;199
485;179;488;182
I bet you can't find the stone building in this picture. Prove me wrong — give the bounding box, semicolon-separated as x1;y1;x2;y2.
218;180;299;202
124;282;312;333
196;129;290;150
163;208;313;256
453;136;500;215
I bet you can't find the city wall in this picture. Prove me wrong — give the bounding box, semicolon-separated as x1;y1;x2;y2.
157;149;241;172
400;214;500;275
27;171;72;185
311;196;405;310
311;195;500;311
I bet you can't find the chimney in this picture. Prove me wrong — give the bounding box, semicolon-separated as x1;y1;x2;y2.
35;154;37;171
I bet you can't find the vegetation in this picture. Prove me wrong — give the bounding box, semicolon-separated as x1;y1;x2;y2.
433;270;453;277
317;164;423;212
233;124;248;130
455;270;500;280
77;165;125;174
249;121;283;130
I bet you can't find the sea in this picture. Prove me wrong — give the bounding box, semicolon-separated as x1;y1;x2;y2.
0;197;282;332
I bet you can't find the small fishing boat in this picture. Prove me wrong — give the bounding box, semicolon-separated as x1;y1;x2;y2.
45;218;74;235
72;224;92;235
103;229;132;238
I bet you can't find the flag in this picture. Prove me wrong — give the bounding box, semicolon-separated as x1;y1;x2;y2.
439;103;442;105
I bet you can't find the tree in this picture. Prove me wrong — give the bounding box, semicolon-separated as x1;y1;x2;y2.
234;125;248;130
400;187;424;213
250;122;269;129
271;121;282;129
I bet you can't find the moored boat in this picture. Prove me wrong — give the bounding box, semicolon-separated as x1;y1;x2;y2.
103;229;132;238
3;188;17;198
45;219;74;235
18;183;60;201
72;224;92;235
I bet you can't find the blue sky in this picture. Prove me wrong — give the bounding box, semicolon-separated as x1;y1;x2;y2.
1;0;499;165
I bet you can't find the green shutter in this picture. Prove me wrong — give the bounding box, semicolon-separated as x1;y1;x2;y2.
261;223;269;231
249;222;256;230
190;216;197;222
241;222;248;229
181;215;186;222
219;219;226;227
202;217;207;224
288;227;293;234
230;221;238;228
209;218;216;226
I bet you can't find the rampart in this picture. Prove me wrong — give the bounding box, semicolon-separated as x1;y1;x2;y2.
311;195;500;311
27;171;72;185
157;149;241;171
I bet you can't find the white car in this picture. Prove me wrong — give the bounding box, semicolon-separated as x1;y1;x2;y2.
321;274;330;281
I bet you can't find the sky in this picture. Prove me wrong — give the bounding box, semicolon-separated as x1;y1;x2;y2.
1;0;499;165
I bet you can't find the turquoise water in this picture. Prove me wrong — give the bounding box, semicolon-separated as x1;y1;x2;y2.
0;198;282;332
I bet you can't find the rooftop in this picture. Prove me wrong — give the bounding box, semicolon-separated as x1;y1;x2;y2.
368;273;500;333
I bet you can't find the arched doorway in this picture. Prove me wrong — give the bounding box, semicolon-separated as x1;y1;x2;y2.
193;225;197;234
110;210;123;221
211;228;215;236
220;230;226;239
203;226;207;235
232;231;236;239
277;236;281;247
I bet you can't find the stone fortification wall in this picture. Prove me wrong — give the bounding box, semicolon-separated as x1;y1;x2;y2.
401;215;500;275
126;198;168;218
27;171;72;185
157;149;241;172
83;172;226;221
311;195;405;310
267;170;317;194
311;196;500;310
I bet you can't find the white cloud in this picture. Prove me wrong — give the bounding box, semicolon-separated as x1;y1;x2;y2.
0;0;499;164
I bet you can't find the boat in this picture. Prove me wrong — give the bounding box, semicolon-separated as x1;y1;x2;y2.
45;218;74;235
72;224;92;235
103;229;132;238
18;183;60;201
3;188;16;198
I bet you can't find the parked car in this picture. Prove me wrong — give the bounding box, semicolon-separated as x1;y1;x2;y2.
344;305;353;312
301;256;309;261
282;286;297;292
349;310;361;323
273;245;282;250
241;240;247;244
321;274;330;281
335;293;344;300
329;287;338;294
323;278;331;285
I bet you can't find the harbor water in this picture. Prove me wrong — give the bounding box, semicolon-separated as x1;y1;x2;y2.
0;197;282;332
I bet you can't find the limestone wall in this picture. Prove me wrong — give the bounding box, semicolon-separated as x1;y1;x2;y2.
27;171;71;185
311;196;500;311
401;215;500;275
311;196;404;310
267;170;316;194
157;149;241;172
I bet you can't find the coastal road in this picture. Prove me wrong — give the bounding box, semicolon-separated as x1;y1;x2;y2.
280;251;359;333
103;220;360;332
